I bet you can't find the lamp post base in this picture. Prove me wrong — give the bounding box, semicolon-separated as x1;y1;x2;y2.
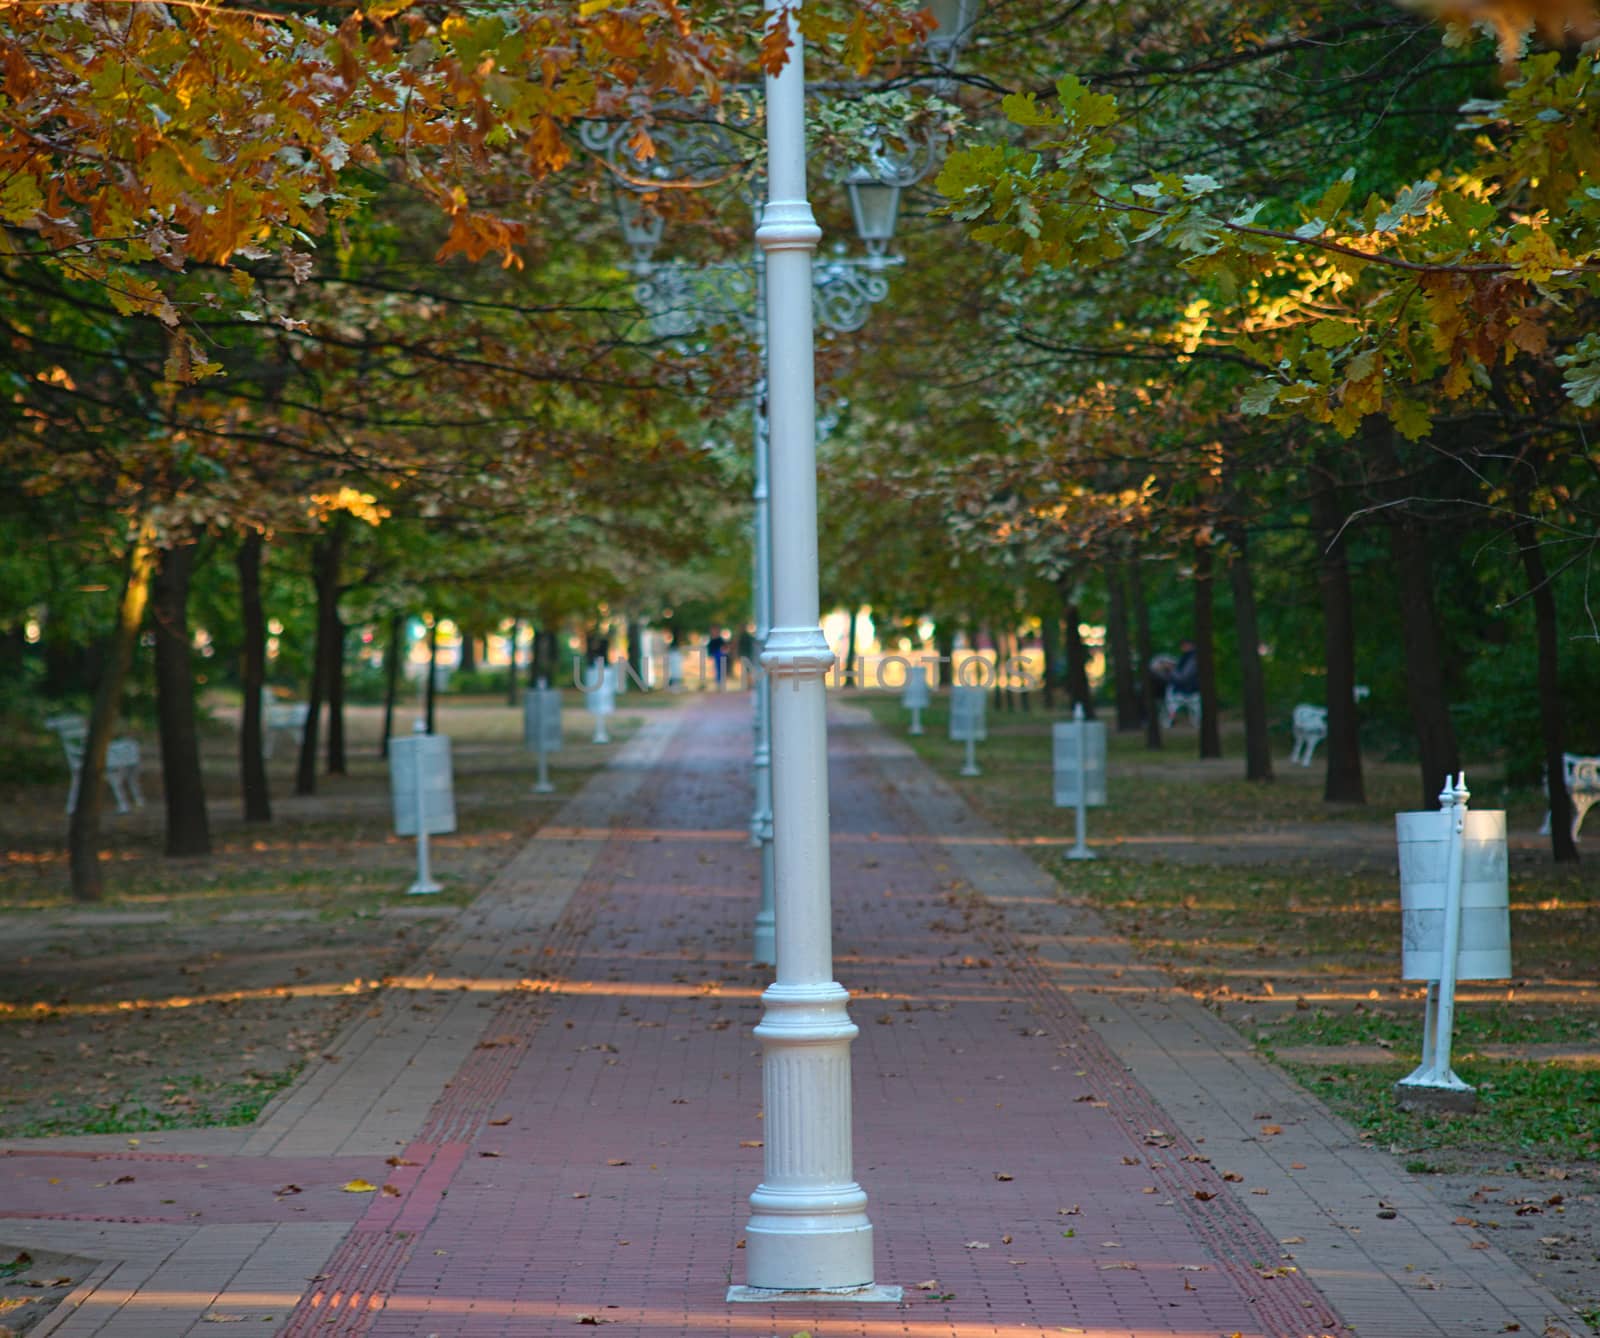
1394;1076;1476;1113
738;1208;875;1295
406;880;442;896
727;1283;902;1304
1066;846;1096;861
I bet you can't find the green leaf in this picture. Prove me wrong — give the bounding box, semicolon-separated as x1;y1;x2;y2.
1307;319;1360;348
1557;338;1600;406
1240;380;1280;415
1001;91;1060;129
1374;180;1437;232
1053;75;1118;129
1391;396;1433;440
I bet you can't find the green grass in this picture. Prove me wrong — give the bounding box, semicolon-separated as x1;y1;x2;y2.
854;691;1600;1167
1286;1058;1600;1165
0;1067;302;1140
859;694;1553;835
1262;1005;1600;1051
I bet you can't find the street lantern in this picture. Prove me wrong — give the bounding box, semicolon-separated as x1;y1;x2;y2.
846;172;900;259
924;0;982;67
615;190;664;268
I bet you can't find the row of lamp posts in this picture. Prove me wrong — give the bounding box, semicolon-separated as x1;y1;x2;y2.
583;0;982;1298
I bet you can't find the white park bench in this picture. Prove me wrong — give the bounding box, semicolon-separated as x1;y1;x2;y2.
1540;753;1600;841
44;714;143;815
261;688;311;759
1289;704;1327;765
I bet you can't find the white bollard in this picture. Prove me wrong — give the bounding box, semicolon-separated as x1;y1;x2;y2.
585;660;615;744
1054;704;1107;861
524;678;561;794
902;664;930;737
1393;773;1511;1113
949;685;986;778
389;721;455;896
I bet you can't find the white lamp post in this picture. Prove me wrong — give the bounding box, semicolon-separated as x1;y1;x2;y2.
730;0;889;1299
582;7;979;1292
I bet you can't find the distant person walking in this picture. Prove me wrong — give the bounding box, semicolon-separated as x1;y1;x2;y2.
706;631;727;689
1171;639;1199;695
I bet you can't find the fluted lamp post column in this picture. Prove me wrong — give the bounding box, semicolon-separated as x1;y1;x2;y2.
728;0;892;1301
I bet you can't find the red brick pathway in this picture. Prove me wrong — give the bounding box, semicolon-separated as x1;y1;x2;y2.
282;697;1340;1338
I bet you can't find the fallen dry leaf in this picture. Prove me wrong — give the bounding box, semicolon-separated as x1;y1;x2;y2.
488;1117;511;1127
1222;1172;1244;1182
1194;1190;1216;1202
963;1240;990;1249
606;1159;629;1167
994;1172;1013;1181
341;1179;377;1194
739;1140;763;1149
386;1157;418;1168
1259;1125;1283;1137
915;1279;940;1291
381;1184;401;1198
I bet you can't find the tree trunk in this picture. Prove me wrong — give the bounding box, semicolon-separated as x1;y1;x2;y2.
237;529;271;822
1059;585;1095;717
381;612;403;759
458;630;478;675
845;607;859;685
1039;611;1060;710
425;621;439;734
934;623;954;688
531;627;559;687
626;615;645;689
506;619;521;705
151;541;212;856
322;538;347;775
1106;562;1139;731
1130;560;1162;750
295;524;345;796
68;523;158;902
1226;527;1273;782
1311;478;1365;803
1194;541;1222;759
1518;521;1577;861
1391;517;1461;808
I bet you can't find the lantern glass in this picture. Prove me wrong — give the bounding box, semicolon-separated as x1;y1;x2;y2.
616;192;664;265
847;177;900;252
925;0;980;63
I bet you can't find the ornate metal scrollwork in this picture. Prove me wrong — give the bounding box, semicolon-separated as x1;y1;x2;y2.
633;261;760;340
810;259;893;334
578;93;763;192
631;253;894;342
